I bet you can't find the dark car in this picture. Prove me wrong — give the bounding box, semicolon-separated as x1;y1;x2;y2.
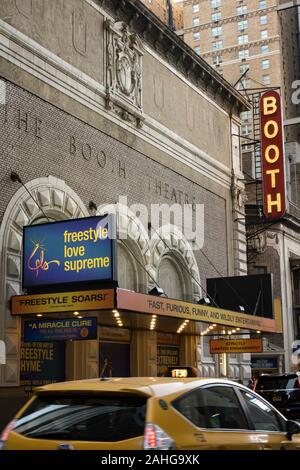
254;372;300;421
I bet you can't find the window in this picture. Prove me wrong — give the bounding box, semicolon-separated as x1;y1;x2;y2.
193;17;200;27
212;26;222;36
239;49;249;60
211;0;221;8
237;5;247;15
261;44;269;54
240;110;251;120
193;31;200;41
13;394;147;442
239;390;283;432
174;386;248;430
237;79;250;90
213;55;222;65
192;3;200;13
237;20;248;30
260;15;267;25
262;74;270;85
262;59;270;69
261;30;268;39
213;40;223;49
194;46;200;55
242;124;252;135
253;266;268;274
212;12;221;21
238;34;248;45
259;0;267;8
240;64;249;74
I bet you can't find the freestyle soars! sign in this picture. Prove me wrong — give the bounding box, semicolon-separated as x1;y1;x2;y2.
23;216;116;288
260;90;286;220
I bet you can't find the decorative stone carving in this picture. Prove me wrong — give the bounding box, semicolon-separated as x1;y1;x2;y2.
105;20;144;127
231;174;247;212
72;10;87;56
0;176;89;387
248;229;279;255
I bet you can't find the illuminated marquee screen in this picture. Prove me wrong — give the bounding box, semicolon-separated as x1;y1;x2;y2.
23;215;116;289
260;90;286;220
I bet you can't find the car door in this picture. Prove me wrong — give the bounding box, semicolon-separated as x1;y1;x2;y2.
236;387;298;450
172;384;265;450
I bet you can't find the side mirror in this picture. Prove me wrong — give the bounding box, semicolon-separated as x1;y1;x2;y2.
286;420;300;440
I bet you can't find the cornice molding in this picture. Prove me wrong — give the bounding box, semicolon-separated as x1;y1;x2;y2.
183;6;278;33
202;35;280;58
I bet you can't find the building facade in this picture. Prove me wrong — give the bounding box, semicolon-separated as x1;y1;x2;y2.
0;0;253;428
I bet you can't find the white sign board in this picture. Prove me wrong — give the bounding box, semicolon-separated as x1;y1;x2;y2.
0;340;6;364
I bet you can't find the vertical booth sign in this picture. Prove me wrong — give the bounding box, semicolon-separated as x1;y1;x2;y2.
260;90;286;220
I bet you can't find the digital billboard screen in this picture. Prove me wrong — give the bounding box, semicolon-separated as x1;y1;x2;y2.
23;215;116;289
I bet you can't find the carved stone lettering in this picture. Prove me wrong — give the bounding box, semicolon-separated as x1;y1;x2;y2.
69;135;126;178
72;10;87;56
153;73;164;110
148;176;196;210
15;0;33;18
17;109;43;138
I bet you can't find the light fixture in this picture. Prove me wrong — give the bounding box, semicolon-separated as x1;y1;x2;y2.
73;311;79;316
148;286;165;296
114;312;120;318
256;330;261;334
197;297;211;305
37;314;43;317
150;314;157;331
238;305;245;312
177;319;189;334
89;200;97;211
78;315;83;319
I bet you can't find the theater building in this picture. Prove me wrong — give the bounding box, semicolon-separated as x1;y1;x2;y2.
0;0;271;425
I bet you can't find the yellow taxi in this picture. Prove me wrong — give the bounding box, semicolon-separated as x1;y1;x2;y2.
1;377;300;450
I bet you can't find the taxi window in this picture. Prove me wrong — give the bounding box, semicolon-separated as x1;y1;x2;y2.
239;390;283;432
173;386;248;430
13;394;147;442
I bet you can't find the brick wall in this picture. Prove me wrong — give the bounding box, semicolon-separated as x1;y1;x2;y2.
0;79;230;287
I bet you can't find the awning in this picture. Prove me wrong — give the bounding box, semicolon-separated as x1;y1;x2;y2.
10;287;281;333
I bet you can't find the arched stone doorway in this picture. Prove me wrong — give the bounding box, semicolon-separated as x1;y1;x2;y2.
0;176;90;388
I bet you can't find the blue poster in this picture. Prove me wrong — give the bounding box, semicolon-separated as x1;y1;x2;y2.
20;341;65;395
23;215;115;288
24;317;97;342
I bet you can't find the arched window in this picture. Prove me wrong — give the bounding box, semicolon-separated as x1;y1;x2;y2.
117;242;138;291
157;255;186;300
